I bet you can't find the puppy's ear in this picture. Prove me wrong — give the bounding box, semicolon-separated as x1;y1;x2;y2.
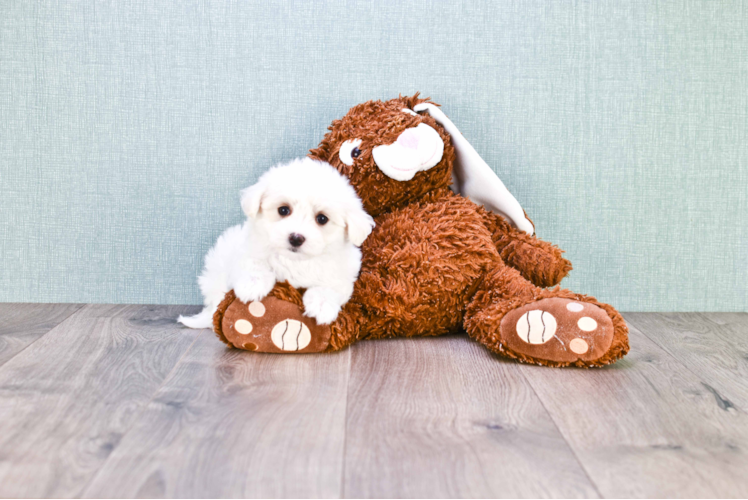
240;181;266;218
346;207;375;247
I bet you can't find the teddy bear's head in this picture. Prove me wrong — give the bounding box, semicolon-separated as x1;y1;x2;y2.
309;94;455;217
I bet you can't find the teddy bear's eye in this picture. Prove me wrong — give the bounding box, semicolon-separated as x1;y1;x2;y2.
339;139;363;166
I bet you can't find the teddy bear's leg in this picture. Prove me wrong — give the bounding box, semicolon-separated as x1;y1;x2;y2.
463;261;629;367
212;282;363;353
477;206;572;288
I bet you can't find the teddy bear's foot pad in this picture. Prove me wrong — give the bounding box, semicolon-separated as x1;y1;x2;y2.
499;298;614;364
219;295;331;353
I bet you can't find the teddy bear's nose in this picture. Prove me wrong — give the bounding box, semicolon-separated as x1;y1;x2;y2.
396;127;420;150
289;233;306;247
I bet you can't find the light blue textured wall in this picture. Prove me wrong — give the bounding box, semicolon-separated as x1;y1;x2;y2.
1;0;747;311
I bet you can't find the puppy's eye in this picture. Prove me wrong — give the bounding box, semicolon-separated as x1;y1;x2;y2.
315;214;329;225
339;139;363;166
278;206;291;216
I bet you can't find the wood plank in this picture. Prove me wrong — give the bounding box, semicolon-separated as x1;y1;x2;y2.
0;303;84;367
83;331;351;498
519;319;748;498
626;312;748;408
0;304;202;498
343;335;599;498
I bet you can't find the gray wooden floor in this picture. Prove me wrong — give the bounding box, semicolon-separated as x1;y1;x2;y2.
0;305;747;498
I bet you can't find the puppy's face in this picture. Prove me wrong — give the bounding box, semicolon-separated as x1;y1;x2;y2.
255;190;345;259
241;159;374;259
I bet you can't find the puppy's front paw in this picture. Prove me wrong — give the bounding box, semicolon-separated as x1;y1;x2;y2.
234;275;275;303
303;288;342;325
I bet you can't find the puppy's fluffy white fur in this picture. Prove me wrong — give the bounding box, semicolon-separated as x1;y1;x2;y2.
178;158;374;329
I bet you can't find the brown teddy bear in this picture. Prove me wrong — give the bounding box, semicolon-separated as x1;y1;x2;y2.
213;94;629;367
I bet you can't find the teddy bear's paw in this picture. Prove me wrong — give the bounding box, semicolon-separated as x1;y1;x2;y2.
499;298;614;364
217;294;331;353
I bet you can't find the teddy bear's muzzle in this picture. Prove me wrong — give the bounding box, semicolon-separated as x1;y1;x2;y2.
372;123;444;181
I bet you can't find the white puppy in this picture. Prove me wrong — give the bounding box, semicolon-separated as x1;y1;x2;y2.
178;157;374;329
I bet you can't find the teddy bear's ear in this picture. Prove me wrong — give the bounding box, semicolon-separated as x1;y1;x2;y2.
413;103;535;236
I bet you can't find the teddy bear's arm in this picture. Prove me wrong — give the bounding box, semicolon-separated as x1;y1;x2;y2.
411;187;571;288
476;204;572;288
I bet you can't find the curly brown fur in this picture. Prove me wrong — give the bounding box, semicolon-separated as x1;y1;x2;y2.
342;189;498;341
213;289;236;346
326;301;365;352
476;206;572;287
267;281;305;307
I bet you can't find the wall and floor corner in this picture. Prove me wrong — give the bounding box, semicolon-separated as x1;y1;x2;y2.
1;0;746;311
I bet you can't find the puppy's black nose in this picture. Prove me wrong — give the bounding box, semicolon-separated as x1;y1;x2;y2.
289;233;306;247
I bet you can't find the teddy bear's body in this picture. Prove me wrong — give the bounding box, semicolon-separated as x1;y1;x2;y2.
351;188;496;339
214;95;629;367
